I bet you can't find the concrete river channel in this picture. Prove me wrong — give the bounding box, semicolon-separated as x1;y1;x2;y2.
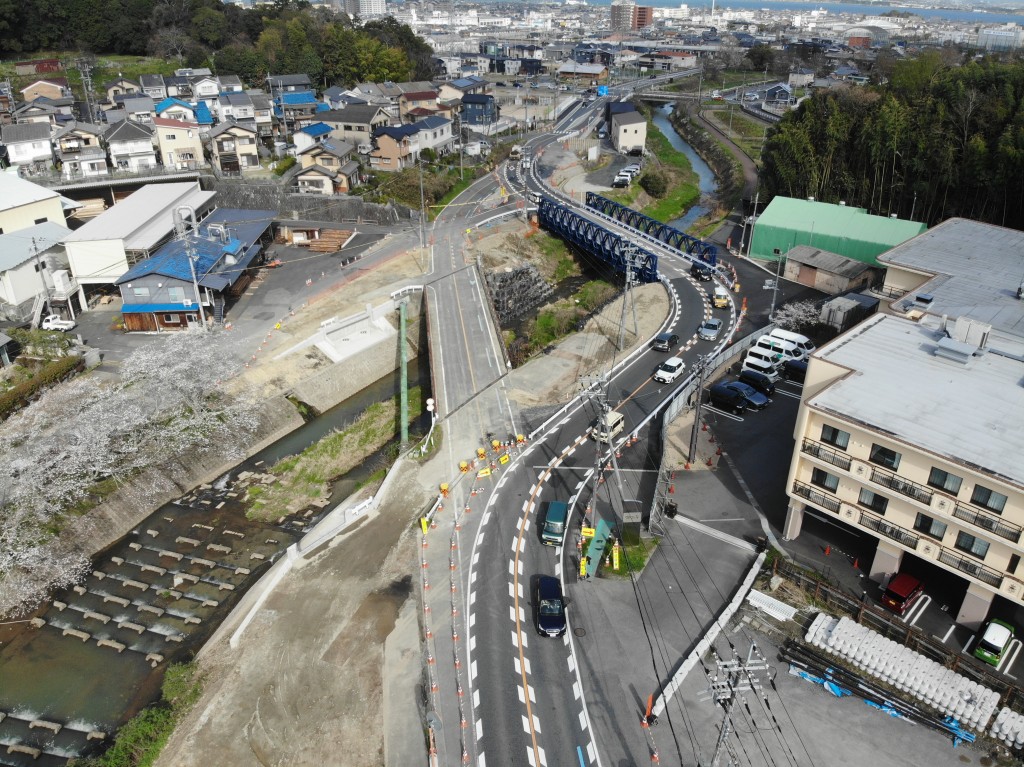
0;358;428;766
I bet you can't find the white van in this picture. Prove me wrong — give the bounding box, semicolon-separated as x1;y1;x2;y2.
769;328;816;356
593;411;625;443
745;348;786;372
740;356;781;383
753;335;804;361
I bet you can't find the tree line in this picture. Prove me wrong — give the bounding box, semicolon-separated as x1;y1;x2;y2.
759;52;1024;230
0;0;436;86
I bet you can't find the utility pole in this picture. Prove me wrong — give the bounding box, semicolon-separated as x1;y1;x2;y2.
768;252;783;320
417;156;427;270
616;246;640;351
174;207;208;329
706;643;773;767
76;59;95;125
31;238;52;317
687;354;710;466
399;299;409;447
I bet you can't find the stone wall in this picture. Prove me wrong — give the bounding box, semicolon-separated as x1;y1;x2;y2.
201;176;417;226
485;264;554;326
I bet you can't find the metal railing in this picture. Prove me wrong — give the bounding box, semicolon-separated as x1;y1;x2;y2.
792;480;841;513
869;466;933;505
858;511;919;550
953;502;1022;544
937;547;1003;588
800;439;852;471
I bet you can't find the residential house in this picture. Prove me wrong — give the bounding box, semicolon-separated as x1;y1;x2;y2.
413;115;454;155
190;75;222;108
765;83;793;103
274;90;324;137
153;117;206;170
105;120;157;173
217;92;255;128
154;97;214;128
115;208;275;331
123;96;156;124
1;123;54;170
322;86;367;110
369;123;420;172
14;97;72;129
164;75;193;99
267;74;312;98
318;105;392;150
20;78;70;102
460;93;499;126
296;139;358;194
788;68;815;89
208;120;260;173
249;92;274;139
611;109;646;154
437;76;489;102
399;90;438;122
104;77;140;105
139;74;168;100
0;221;79;322
0;81;13;125
54;122;109;180
557;61;608;81
63;181;216;287
293;122;333;154
0;172;72;233
218;75;244;93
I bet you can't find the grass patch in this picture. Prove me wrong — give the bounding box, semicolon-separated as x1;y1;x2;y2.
71;662;203;767
431;174;477;218
247;386;424;521
704;108;768;162
639;120;700;222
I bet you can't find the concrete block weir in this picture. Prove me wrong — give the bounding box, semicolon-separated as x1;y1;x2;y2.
0;357;429;763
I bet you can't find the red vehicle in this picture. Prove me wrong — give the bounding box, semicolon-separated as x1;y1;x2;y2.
880;573;924;617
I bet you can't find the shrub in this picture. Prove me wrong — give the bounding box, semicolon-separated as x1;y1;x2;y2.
639;171;669;198
0;355;83;422
273;156;296;176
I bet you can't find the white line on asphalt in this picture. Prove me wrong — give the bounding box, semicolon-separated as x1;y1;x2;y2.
530;484;537;495
523;518;531;532
470;613;476;628
906;594;931;626
518;582;524;599
519;606;526;622
671;515;757;553
509;582;515;599
567;655;575;673
538;745;547;767
514;657;522;675
579;711;587;730
471;571;477;585
522;715;531;734
528;684;535;703
473;552;480;565
523;657;531;675
481;511;491;526
512;537;520;552
533;714;542;734
487;494;499;507
512;629;520;647
559;417;570;426
480;753;486;767
518;560;524;575
477;531;484;544
573;682;581;700
561;445;572;455
521;631;528;649
508;559;514;575
567;446;576;457
575;480;586;490
510;605;516;622
702;405;744;421
470;592;476;606
940;623;956;643
474;689;480;707
522;499;530;512
587;742;596;763
700;517;746;523
476;719;483;741
518;685;526;703
527;746;537;767
471;660;477;680
497;476;508;489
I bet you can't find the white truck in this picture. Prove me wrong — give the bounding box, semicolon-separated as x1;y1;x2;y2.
40;314;76;332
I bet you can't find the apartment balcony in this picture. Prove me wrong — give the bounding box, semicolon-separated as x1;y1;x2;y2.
952;502;1022;544
869;465;933;505
801;439;852;471
858;510;919;550
937;547;1003;588
792;480;841;514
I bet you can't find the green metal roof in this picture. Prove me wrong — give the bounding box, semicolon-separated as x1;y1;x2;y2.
749;197;927;266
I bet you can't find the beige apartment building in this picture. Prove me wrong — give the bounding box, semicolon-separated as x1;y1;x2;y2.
784;218;1024;629
153;117;206;170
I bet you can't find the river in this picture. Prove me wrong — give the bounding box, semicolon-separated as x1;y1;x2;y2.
652;104;720;231
0;357;428;766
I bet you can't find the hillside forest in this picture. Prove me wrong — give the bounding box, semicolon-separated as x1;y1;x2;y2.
0;0;437;86
760;53;1024;230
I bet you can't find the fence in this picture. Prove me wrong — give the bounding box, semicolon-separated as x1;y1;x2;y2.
772;557;1024;712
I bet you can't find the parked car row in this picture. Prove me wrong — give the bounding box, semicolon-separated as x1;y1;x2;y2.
741;328;815;384
611;162;642;188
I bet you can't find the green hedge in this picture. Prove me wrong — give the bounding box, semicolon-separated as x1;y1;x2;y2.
0;355;83;422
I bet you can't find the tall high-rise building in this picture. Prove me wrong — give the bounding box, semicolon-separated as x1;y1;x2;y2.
610;0;635;32
358;0;386;17
633;5;654;29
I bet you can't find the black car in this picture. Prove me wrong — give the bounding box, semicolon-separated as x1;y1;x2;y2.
651;332;680;352
737;368;776;396
690;262;714;281
783;358;808;383
709;382;769;413
535;576;567;637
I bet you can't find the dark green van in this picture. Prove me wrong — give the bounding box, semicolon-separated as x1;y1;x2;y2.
541;501;569;546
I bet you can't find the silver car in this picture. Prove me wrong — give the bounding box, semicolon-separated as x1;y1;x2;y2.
697;318;723;341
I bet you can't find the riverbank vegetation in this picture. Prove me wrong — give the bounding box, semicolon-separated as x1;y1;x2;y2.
0;332;261;618
71;663;203;767
760;54;1024;229
247;386;424;521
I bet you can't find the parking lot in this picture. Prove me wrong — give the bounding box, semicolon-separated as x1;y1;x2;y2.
701;359;1024;682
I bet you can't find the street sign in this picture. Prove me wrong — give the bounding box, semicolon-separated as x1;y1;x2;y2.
581;526;596;539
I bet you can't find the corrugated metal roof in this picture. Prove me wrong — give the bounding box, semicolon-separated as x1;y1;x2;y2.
0;171;61;209
64;182;215;251
0;221;71;271
750;196;927;265
785;245;872;278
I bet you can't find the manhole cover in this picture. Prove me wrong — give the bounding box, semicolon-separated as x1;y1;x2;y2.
574;627;586;637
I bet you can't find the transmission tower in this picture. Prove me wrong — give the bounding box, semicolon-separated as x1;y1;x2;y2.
706;642;772;767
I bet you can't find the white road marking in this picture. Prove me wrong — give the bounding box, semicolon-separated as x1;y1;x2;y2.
538;745;547;767
567;446;577;457
518;685;526;703
529;484;536;495
510;605;516;622
588;743;596;762
471;660;477;679
523;657;532;674
573;681;581;700
567;655;575;672
522;715;531;734
579;711;587;730
523;518;531;532
474;689;480;706
512;537;520;552
527;747;537;767
473;552;480;565
509;560;515;575
479;754;486;767
481;511;491;525
471;571;477;584
522;500;529;512
470;613;476;627
476;719;483;740
533;714;542;733
515;657;522;674
488;494;500;507
940;624;956;643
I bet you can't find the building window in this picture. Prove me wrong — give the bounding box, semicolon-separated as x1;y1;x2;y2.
132;287;150;298
820;424;850;450
34;217;47;224
186;314;197;323
858;488;888;514
167;286;185;302
163;314;176;322
955;531;990;560
165;133;176;140
1010;554;1020;575
913;513;947;541
810;467;839;493
927;468;962;495
869;444;901;471
971;485;1007;514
